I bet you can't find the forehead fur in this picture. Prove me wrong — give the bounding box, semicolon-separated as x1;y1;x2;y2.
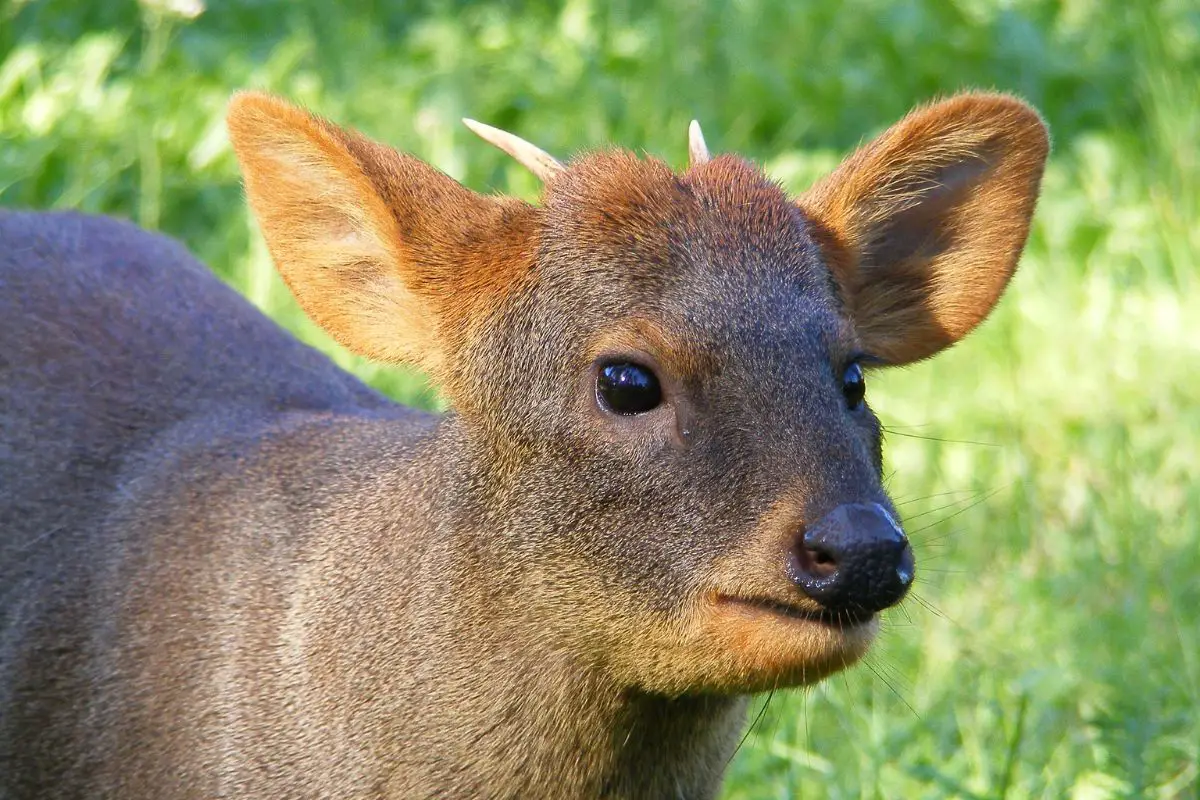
540;151;814;277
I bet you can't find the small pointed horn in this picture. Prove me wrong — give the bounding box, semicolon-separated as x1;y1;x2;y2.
688;120;710;167
462;118;563;182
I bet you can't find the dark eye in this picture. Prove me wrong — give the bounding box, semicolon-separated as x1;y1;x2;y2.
842;362;866;410
596;362;663;415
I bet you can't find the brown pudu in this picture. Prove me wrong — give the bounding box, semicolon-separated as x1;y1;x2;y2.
0;92;1047;798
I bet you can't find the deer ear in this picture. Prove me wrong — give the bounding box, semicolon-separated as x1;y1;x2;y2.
799;93;1049;365
226;92;534;377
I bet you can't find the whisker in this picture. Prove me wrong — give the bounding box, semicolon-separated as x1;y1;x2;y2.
727;687;775;768
865;649;912;695
907;484;1010;538
909;591;949;621
916;526;972;546
880;426;1000;448
901;492;985;524
859;656;919;719
760;680;786;760
894;489;978;508
912;544;955;559
912;564;967;575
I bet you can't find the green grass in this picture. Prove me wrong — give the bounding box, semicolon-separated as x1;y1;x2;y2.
3;0;1197;796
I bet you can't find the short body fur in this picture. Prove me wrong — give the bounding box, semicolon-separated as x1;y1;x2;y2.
0;91;1047;798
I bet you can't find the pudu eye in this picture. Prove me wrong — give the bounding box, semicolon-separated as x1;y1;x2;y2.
842;362;866;410
596;362;663;415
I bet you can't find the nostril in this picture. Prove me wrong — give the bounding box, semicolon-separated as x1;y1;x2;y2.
811;548;835;568
795;540;839;580
788;530;844;605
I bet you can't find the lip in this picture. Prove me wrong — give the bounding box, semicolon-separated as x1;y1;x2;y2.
714;595;875;628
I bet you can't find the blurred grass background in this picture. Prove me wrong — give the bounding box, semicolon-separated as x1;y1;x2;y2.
2;0;1197;796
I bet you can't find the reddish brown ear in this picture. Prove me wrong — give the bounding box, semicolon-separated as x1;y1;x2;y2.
226;92;536;377
799;93;1049;365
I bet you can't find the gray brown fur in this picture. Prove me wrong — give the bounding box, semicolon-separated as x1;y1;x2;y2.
0;91;1048;798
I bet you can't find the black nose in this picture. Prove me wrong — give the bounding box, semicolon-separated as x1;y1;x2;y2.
788;502;914;617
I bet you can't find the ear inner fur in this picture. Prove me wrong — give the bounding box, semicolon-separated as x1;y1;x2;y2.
226;92;538;383
799;93;1049;364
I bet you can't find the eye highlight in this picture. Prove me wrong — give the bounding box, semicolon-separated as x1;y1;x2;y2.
596;362;663;415
842;362;866;410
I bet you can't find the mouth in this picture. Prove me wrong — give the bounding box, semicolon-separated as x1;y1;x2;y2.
684;592;880;691
715;595;876;628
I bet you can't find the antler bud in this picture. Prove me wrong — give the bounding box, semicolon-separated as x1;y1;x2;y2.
688;120;710;167
462;118;563;182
